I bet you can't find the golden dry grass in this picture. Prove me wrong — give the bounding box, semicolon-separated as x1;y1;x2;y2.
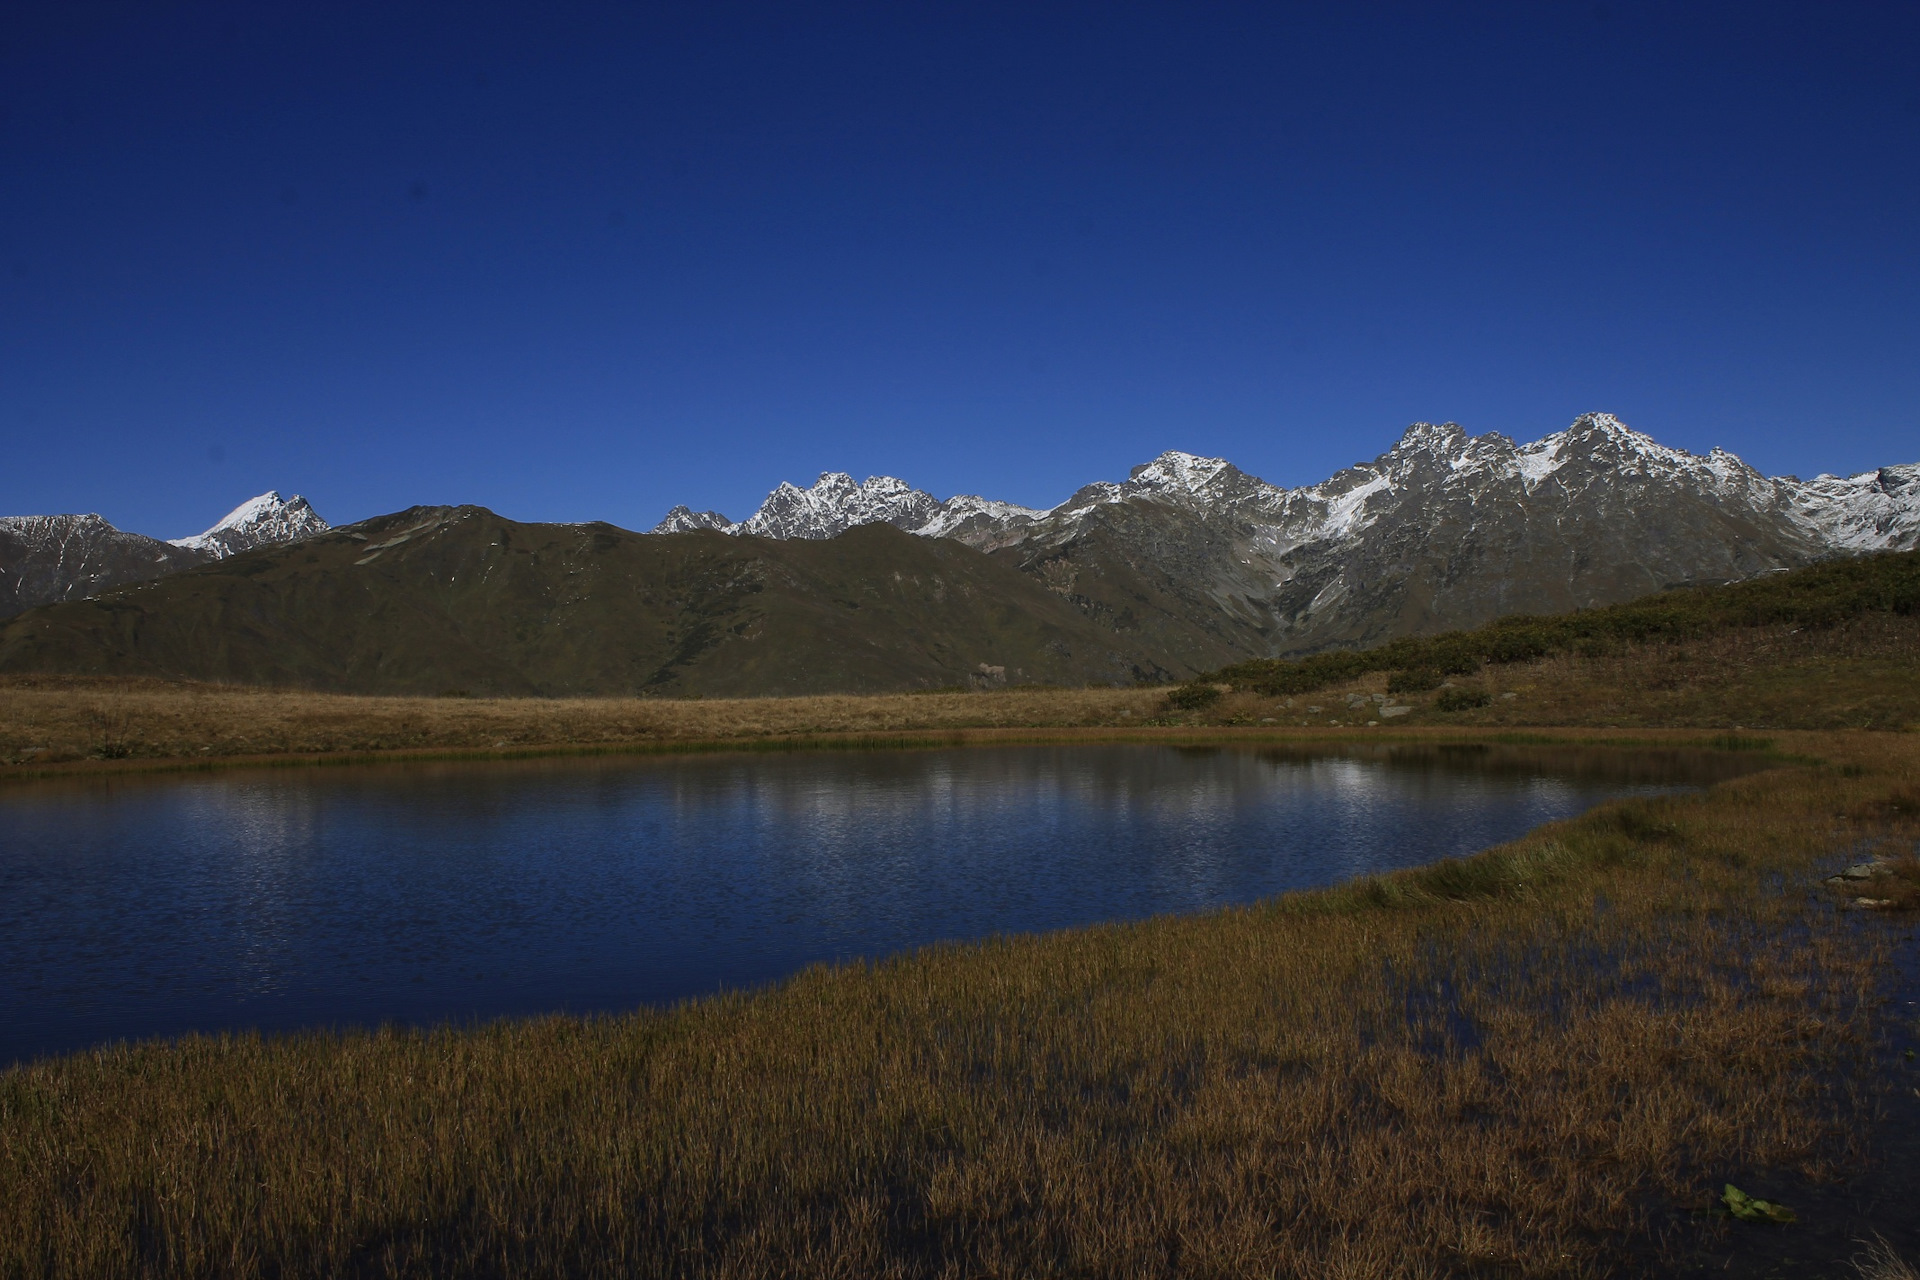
1855;1237;1920;1280
0;677;1165;770
3;610;1913;782
2;732;1916;1277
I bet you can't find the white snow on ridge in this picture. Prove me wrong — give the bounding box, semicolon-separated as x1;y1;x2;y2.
733;472;943;540
169;490;330;558
1783;464;1920;551
914;495;1051;540
1127;450;1237;497
642;413;1919;557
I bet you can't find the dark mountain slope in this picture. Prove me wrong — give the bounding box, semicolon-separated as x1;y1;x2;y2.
0;516;206;619
0;494;327;620
0;507;1173;695
988;499;1288;674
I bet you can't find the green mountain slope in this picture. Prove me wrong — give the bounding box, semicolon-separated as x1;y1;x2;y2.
1185;547;1920;697
0;507;1176;695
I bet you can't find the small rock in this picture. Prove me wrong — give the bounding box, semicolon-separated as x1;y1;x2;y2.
1259;717;1275;724
1381;705;1411;718
1828;861;1889;882
1371;693;1388;704
1500;692;1518;701
1306;705;1322;714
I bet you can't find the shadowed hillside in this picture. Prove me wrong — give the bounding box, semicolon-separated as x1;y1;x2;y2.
0;508;1174;696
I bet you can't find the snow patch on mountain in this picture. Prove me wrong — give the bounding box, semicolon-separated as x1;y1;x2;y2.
1784;464;1920;551
915;495;1050;540
652;505;736;534
645;414;1919;566
649;474;1046;542
726;473;941;540
170;491;329;558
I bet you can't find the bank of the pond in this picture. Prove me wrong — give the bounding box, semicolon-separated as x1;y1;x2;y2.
3;732;1916;1277
3;740;1745;1066
0;715;1790;788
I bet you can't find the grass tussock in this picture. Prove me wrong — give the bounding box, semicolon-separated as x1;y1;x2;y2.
1855;1237;1920;1280
2;735;1917;1277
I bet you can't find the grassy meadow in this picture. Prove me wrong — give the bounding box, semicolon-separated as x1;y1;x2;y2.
1;551;1915;776
0;607;1916;776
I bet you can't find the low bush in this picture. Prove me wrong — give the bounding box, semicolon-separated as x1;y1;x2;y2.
1206;549;1920;700
1435;687;1493;712
1165;683;1224;711
1386;667;1443;695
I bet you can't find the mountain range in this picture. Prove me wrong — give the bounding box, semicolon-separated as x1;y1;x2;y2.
653;412;1920;666
2;414;1915;693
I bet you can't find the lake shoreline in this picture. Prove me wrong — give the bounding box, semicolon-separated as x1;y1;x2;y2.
4;729;1917;1275
0;718;1797;786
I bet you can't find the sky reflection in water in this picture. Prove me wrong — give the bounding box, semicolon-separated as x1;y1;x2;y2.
0;743;1747;1065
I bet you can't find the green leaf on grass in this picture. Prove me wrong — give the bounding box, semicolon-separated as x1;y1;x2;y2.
1723;1184;1796;1224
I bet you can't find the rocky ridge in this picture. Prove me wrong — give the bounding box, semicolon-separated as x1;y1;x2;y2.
649;414;1920;659
0;491;328;619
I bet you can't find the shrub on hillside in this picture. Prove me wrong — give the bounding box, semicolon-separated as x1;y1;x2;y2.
1203;549;1920;702
1165;683;1224;711
1435;687;1493;712
1386;667;1443;694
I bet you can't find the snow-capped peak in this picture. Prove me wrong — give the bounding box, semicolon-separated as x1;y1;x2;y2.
734;472;944;540
651;505;735;534
1390;421;1469;457
169;491;330;558
640;414;1917;564
1128;451;1238;496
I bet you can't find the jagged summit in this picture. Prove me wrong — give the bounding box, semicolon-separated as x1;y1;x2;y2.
739;472;943;540
1;491;330;618
6;414;1919;690
640;414;1918;662
652;505;735;534
648;472;1045;542
645;416;1919;579
170;491;330;558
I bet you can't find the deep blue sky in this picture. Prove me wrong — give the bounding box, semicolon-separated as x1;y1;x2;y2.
4;2;1917;537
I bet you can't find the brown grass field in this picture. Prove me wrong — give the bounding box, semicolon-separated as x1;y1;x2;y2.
1;617;1918;1276
0;732;1914;1276
1;614;1914;779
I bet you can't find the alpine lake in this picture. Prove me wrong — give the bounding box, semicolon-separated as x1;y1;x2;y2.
0;740;1771;1067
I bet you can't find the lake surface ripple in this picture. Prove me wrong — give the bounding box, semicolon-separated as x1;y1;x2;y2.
0;743;1760;1065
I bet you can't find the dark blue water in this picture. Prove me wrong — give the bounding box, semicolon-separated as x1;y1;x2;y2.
0;743;1751;1066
